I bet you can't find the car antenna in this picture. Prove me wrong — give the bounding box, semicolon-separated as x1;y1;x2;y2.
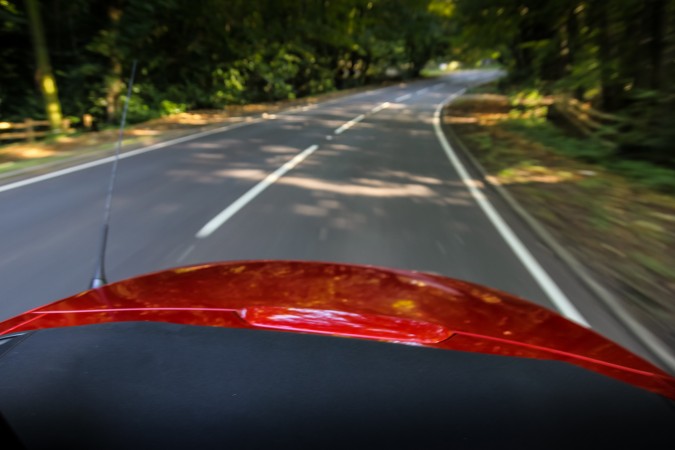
89;60;138;289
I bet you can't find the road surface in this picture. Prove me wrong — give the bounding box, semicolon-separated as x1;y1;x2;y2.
0;71;658;362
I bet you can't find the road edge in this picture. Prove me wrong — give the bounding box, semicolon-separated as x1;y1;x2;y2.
439;102;675;374
434;90;590;327
0;118;255;187
0;78;432;188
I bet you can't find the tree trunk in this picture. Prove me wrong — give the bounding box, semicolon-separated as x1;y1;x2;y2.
105;5;124;123
564;5;585;99
628;0;665;91
662;1;675;90
590;0;622;110
105;59;124;123
24;0;63;132
646;0;665;90
361;52;371;84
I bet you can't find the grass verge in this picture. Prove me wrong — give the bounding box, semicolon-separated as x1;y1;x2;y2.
444;89;675;334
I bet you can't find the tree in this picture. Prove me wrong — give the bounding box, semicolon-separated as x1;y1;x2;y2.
2;0;451;125
23;0;62;131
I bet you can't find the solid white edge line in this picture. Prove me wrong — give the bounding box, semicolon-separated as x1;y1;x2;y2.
417;88;429;94
334;114;365;135
0;120;257;194
195;144;319;238
433;91;590;327
395;93;412;102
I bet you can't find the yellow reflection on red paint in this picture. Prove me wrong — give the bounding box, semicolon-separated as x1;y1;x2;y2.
173;265;211;274
392;299;416;311
470;288;501;304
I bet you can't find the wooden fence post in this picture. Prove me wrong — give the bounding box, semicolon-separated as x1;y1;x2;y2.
25;118;35;142
82;114;93;130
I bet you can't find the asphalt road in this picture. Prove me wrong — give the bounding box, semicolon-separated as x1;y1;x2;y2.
0;71;658;362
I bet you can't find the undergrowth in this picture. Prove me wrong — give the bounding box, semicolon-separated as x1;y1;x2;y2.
493;92;675;194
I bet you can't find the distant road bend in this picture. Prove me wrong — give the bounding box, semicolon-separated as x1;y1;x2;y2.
0;70;658;363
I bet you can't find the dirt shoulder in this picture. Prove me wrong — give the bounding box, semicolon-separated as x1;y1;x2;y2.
444;92;675;347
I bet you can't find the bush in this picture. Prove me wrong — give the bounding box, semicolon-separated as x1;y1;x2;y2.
211;67;248;106
124;94;158;123
609;160;675;194
160;100;187;116
504;118;612;163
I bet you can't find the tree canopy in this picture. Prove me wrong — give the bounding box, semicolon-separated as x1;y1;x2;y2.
1;0;451;124
448;0;675;165
2;0;674;167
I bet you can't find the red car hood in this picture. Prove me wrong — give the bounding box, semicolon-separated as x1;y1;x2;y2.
1;260;673;399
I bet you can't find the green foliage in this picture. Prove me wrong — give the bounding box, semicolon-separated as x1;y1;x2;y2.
509;88;544;106
160;100;187;116
449;0;675;180
502;101;675;194
211;67;247;106
122;90;159;123
1;0;452;125
608;161;675;194
632;252;675;279
504;117;610;164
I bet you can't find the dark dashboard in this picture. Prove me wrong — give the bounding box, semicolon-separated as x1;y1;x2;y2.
0;322;673;449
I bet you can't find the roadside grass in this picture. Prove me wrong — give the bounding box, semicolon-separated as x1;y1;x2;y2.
0;154;75;173
444;90;675;330
458;83;675;194
0;132;182;177
502;117;675;193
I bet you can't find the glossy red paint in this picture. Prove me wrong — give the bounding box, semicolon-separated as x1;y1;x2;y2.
241;306;453;344
1;260;673;399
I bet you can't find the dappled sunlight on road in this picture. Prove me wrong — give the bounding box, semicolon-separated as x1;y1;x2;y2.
291;203;332;218
214;168;267;180
205;162;474;206
188;142;230;150
275;176;438;199
260;144;307;155
376;170;445;185
194;152;226;160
